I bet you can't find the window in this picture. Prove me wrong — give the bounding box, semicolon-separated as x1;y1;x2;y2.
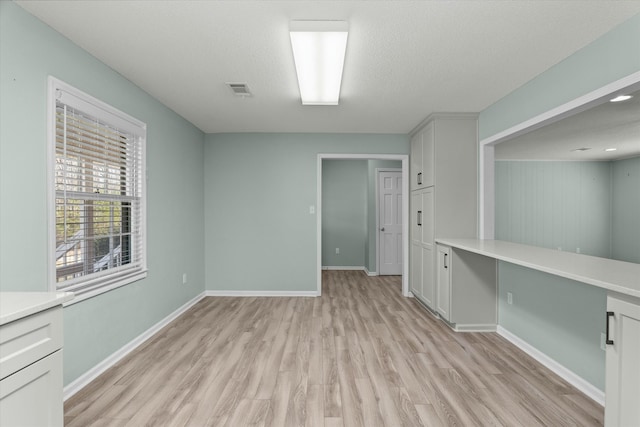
48;77;146;301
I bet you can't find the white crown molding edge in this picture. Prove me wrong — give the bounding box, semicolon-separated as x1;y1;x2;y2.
497;326;605;406
63;292;206;401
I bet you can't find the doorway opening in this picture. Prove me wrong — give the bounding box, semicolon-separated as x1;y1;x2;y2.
317;154;409;296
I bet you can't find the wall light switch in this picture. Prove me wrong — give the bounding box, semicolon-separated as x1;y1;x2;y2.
336;248;340;254
507;292;513;305
309;205;315;214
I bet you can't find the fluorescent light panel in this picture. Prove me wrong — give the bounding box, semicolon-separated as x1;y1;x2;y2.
290;21;348;105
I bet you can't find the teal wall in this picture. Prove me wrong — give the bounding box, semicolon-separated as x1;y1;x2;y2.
495;161;612;258
0;2;205;385
611;156;640;263
480;13;640;140
498;263;606;390
322;160;367;267
366;160;403;273
483;13;640;392
203;134;409;292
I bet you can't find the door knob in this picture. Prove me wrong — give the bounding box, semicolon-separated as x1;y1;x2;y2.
381;227;385;231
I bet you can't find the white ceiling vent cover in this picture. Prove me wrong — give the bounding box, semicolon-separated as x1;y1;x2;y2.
226;83;252;97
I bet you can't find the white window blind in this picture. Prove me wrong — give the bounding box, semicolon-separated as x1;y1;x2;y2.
50;77;146;299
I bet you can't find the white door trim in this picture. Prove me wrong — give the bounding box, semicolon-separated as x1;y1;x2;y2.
376;168;402;276
317;154;410;297
479;71;640;239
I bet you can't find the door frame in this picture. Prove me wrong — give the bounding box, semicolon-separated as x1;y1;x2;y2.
376;168;402;276
317;154;410;297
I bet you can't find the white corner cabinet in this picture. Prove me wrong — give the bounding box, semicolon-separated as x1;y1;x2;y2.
435;244;497;330
605;292;640;426
409;114;480;323
0;292;73;427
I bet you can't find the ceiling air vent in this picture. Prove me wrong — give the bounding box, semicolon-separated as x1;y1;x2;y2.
226;83;252;97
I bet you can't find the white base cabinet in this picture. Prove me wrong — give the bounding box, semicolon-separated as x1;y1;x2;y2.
0;293;71;427
436;245;451;319
605;292;640;426
435;244;497;331
0;350;63;427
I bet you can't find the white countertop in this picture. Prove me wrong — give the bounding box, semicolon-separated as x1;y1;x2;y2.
0;292;74;326
435;239;640;299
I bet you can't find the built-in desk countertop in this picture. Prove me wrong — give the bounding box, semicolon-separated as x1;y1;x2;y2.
0;292;74;326
435;239;640;299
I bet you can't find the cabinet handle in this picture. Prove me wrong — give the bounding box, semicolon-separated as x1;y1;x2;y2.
606;311;614;345
417;210;422;226
444;253;448;269
417;172;422;185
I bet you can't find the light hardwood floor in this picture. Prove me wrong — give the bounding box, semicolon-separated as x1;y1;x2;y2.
65;270;603;426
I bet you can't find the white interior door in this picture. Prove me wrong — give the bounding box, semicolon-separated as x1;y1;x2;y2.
379;171;403;275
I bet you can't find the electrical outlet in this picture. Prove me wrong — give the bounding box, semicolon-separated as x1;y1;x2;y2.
507;292;513;305
182;273;188;285
600;333;606;351
576;247;581;254
335;248;340;254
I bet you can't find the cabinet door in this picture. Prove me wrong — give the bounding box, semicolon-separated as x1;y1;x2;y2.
410;132;423;190
410;243;422;297
420;187;434;246
421;122;434;187
436;245;451;320
421;245;434;307
411;191;422;244
0;350;63;427
605;294;640;427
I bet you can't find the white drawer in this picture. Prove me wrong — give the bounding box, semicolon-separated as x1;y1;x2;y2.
0;307;63;380
0;350;63;427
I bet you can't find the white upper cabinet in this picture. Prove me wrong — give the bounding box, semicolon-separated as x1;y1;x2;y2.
421;121;434;188
410;122;434;190
410;132;423;190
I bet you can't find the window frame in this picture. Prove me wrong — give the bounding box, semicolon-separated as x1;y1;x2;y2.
47;76;147;304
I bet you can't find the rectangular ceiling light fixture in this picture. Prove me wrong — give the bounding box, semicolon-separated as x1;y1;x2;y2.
290;20;348;105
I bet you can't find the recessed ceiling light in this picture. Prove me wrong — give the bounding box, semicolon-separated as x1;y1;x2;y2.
610;95;632;102
571;148;591;152
604;148;617;152
290;20;348;105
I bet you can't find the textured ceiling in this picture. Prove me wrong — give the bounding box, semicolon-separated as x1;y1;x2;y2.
16;1;640;134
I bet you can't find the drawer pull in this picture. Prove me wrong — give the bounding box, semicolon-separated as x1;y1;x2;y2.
606;311;614;345
417;172;422;185
417;210;422;226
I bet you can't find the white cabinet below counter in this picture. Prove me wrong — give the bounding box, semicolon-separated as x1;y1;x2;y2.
605;292;640;427
0;291;73;427
435;244;497;331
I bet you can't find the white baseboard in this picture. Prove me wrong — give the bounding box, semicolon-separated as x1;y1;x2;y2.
205;290;318;297
322;266;366;271
497;326;605;406
63;292;206;401
452;323;497;332
363;266;378;276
